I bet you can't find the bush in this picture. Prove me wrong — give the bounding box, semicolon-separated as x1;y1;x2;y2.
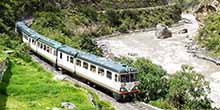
167;65;212;110
198;12;220;56
14;43;32;62
118;57;168;102
149;99;176;110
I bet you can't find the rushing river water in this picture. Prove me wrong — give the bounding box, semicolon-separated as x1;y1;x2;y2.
98;14;220;107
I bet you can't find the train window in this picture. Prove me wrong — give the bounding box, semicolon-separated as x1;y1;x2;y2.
47;46;50;52
115;74;118;82
83;62;88;69
70;57;74;63
37;42;40;47
106;71;112;80
23;34;28;40
120;75;129;82
29;38;31;43
60;52;62;59
98;68;105;76
32;39;35;45
43;45;46;50
130;74;136;82
90;65;96;73
76;59;81;66
67;56;69;62
53;50;57;56
40;43;43;49
49;48;52;54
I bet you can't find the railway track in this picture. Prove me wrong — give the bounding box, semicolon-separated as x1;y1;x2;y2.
31;53;161;110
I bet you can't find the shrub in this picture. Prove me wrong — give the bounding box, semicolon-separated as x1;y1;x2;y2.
118;57;168;102
149;99;176;110
167;65;212;110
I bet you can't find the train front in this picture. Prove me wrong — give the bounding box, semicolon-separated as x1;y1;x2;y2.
114;67;140;100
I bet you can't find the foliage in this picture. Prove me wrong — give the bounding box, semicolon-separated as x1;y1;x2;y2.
149;99;176;110
79;37;103;56
167;65;212;109
118;57;168;102
119;57;212;110
133;58;168;102
13;43;32;62
0;58;97;110
0;34;31;62
197;12;220;56
0;46;7;62
30;3;181;56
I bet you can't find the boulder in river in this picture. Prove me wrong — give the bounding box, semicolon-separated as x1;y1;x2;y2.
155;24;172;39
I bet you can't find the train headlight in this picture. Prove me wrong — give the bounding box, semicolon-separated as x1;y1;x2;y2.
120;88;126;92
134;86;138;90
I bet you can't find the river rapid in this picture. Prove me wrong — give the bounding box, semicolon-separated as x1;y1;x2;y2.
98;14;220;107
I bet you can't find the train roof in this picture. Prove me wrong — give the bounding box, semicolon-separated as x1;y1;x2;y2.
38;35;63;49
76;51;136;73
16;22;62;49
16;22;39;40
59;45;79;56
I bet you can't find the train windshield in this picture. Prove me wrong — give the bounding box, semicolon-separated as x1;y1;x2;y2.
120;74;136;83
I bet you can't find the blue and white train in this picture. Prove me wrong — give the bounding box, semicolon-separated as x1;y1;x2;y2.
15;22;139;100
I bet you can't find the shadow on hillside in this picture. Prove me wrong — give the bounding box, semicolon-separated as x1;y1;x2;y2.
0;61;12;110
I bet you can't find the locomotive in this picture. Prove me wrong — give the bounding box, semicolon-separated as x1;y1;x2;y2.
15;21;139;100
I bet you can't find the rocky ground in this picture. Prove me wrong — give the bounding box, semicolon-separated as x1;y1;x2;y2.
97;13;220;108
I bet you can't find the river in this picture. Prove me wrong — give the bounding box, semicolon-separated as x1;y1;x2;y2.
97;14;220;107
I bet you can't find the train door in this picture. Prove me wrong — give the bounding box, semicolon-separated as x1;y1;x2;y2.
57;51;64;67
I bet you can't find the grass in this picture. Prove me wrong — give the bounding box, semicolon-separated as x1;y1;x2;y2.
0;57;98;110
0;46;7;62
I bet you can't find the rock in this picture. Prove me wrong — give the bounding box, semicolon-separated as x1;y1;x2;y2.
179;28;188;34
61;102;76;109
52;107;59;110
53;75;67;81
155;24;172;39
88;94;94;105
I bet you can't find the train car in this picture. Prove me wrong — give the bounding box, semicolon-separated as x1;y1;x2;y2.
15;21;140;100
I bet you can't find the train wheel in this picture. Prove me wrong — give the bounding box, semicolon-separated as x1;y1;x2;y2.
113;92;122;101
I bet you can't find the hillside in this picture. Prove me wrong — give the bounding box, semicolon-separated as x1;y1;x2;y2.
0;46;114;110
2;1;216;110
0;0;182;56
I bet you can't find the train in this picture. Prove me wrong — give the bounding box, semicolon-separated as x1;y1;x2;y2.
15;21;140;100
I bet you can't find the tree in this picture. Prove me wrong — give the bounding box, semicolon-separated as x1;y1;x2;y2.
79;37;103;56
119;57;168;102
133;58;168;102
105;9;121;27
167;65;212;109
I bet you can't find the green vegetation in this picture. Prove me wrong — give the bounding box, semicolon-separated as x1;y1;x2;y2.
119;58;213;110
0;0;182;56
119;57;167;102
197;12;220;56
167;65;212;109
0;52;115;110
31;3;181;56
0;47;7;62
0;58;94;110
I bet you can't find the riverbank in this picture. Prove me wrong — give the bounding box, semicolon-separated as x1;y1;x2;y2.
97;13;220;108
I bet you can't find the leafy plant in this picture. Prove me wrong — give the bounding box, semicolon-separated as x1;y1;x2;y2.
167;65;212;109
